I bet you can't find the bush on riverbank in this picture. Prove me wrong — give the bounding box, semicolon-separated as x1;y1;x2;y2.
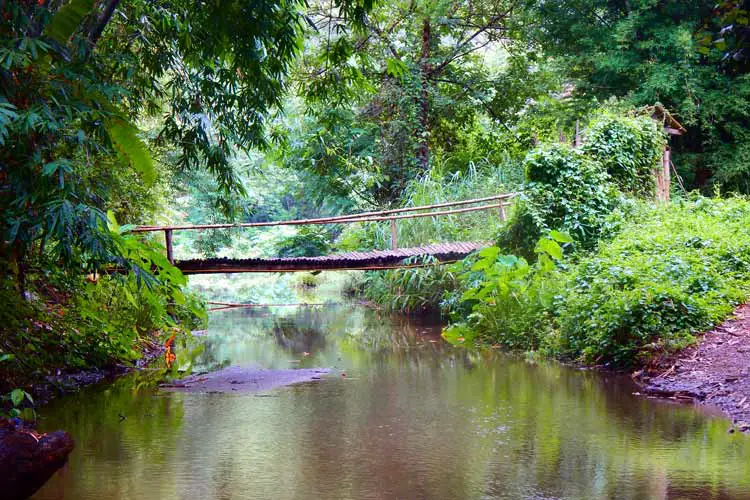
497;143;625;259
0;266;206;397
445;196;750;366
552;196;750;365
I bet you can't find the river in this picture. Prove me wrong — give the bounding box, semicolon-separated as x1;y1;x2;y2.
31;276;750;499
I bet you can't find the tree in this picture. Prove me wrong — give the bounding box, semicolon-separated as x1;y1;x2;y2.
0;0;312;289
518;0;750;191
289;0;528;204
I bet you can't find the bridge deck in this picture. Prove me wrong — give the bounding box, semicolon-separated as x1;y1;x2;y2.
176;242;488;274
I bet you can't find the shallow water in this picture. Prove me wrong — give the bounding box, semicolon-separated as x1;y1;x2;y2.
32;302;750;499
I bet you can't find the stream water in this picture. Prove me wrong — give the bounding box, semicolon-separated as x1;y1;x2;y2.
31;278;750;500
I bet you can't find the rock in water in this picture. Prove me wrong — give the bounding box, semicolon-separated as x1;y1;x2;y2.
0;419;75;499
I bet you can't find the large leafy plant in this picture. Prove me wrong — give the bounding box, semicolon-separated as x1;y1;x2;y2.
498;143;622;258
442;231;572;349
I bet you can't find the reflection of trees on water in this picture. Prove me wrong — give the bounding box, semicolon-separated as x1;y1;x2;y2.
34;374;187;498
271;315;327;355
34;305;750;500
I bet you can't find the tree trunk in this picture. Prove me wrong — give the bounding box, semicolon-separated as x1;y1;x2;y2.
11;242;26;300
87;0;120;51
417;18;431;171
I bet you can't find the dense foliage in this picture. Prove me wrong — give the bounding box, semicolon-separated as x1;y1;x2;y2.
435;195;750;367
519;0;750;191
582;113;665;195
0;0;309;282
497;113;660;258
554;197;750;365
499;143;622;258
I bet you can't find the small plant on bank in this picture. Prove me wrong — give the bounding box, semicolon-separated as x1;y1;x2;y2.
362;255;459;313
0;354;36;421
442;231;573;349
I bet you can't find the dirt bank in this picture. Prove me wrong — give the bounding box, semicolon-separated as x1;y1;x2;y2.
636;304;750;432
160;365;330;393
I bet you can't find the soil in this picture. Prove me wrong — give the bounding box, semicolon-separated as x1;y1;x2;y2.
159;365;331;393
635;304;750;432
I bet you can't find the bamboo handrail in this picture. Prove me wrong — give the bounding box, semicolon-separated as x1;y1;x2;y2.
297;193;518;222
181;260;463;275
132;193;518;233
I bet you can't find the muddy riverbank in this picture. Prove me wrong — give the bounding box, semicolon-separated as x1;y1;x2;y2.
160;365;330;393
636;304;750;432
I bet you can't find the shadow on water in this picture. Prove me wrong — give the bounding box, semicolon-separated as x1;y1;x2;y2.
31;303;750;500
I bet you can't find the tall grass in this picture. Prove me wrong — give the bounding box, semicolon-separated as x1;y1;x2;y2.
366;159;523;249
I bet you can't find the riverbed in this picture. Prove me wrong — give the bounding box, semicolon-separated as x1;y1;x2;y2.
31;277;750;499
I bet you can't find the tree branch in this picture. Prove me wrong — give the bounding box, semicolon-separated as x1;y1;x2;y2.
87;0;120;50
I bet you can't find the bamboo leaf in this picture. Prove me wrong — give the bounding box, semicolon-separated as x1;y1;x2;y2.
44;0;95;45
105;119;156;186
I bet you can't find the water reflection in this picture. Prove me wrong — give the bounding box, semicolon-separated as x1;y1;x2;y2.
33;306;750;500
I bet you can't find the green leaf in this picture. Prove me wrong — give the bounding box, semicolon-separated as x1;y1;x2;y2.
10;388;24;406
385;58;408;79
123;287;138;308
0;353;14;363
478;246;501;259
549;230;574;243
105;119;156;186
44;0;95;45
106;210;120;233
535;238;563;260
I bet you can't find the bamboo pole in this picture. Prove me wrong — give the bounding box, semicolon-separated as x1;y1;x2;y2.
663;148;671;203
165;229;174;264
390;219;398;249
132;201;514;233
133;194;518;233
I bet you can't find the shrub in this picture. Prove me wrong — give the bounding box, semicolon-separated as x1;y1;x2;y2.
554;196;750;365
582;113;665;196
442;232;571;350
498;144;622;258
362;256;459;313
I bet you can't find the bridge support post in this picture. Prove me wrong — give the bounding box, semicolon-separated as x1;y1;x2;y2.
390;219;398;249
165;229;174;264
499;203;507;221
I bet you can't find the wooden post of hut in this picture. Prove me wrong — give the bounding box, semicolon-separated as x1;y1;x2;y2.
647;105;686;203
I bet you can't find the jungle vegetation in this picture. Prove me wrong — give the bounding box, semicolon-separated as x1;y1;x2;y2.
3;0;750;407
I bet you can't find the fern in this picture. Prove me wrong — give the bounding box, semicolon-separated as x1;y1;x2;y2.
44;0;95;45
0;101;18;146
105;118;156;186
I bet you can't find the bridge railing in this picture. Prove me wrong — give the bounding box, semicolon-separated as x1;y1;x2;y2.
132;193;518;264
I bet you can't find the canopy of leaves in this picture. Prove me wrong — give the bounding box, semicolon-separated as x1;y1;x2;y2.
518;0;750;192
0;0;306;280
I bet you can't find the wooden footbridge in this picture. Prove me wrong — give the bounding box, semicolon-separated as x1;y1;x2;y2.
132;194;516;274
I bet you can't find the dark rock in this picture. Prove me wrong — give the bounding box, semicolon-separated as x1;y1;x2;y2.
0;418;74;500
